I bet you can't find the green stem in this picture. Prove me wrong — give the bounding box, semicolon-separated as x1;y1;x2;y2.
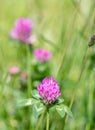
26;44;32;130
0;73;8;99
35;108;46;130
26;45;32;98
46;109;49;130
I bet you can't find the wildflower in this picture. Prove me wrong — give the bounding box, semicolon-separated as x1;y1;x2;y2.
37;77;61;104
9;66;19;75
33;48;52;63
10;18;35;44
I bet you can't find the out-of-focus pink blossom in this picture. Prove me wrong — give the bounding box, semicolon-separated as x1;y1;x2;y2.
9;66;19;75
33;48;52;63
37;77;61;104
10;18;35;44
20;71;27;80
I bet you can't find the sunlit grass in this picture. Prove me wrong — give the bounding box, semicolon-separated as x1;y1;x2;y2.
0;0;95;130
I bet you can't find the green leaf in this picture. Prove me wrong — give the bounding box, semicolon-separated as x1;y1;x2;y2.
56;105;65;118
32;102;45;126
57;98;64;104
63;105;73;117
37;65;47;72
33;102;44;117
17;98;37;107
31;90;41;99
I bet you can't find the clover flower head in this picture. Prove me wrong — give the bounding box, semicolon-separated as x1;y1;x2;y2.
34;48;52;63
37;77;61;104
10;18;35;44
9;66;19;75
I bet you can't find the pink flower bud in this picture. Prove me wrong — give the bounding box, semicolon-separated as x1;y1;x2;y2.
9;66;19;75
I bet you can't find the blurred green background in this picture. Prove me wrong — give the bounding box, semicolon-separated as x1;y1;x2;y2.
0;0;95;130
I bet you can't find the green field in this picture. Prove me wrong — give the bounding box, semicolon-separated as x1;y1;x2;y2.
0;0;95;130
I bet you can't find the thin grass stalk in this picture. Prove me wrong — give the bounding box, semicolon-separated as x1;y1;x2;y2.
62;47;89;130
86;70;94;130
39;34;60;51
66;0;95;78
55;0;81;79
0;72;9;99
62;1;95;129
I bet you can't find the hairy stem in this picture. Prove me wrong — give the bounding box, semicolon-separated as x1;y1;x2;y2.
46;110;49;130
27;45;32;98
35;108;46;130
26;44;32;130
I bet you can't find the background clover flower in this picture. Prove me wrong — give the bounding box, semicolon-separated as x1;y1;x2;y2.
20;71;27;81
37;77;61;104
9;66;19;75
10;18;35;44
33;48;52;63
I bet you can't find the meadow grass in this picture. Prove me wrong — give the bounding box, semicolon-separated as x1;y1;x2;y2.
0;0;95;130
